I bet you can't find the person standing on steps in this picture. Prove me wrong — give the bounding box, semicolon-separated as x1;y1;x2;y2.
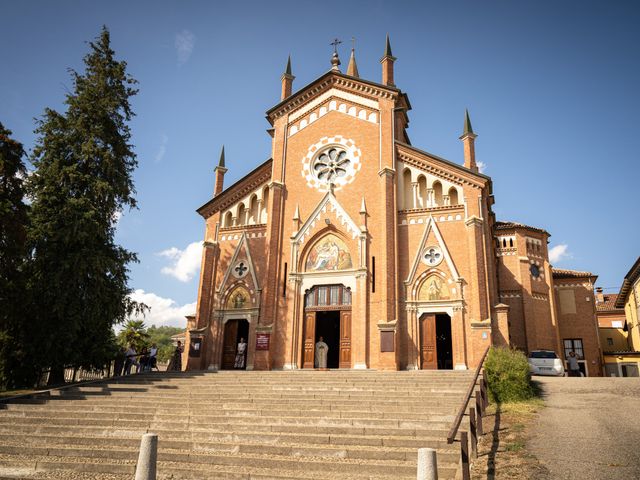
124;344;139;375
234;337;247;369
148;343;158;371
168;341;183;371
567;351;581;377
315;336;328;369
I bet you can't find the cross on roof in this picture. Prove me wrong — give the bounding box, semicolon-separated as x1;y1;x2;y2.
330;38;342;53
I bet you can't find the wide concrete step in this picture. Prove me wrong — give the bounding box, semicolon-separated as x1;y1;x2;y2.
4;398;460;412
0;431;456;450
0;448;457;478
0;438;459;463
0;421;454;440
0;457;457;480
0;413;454;430
1;407;458;421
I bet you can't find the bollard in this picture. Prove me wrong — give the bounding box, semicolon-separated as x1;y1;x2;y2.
417;448;438;480
134;433;158;480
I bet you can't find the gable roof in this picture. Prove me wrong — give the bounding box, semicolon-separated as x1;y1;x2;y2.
196;158;272;218
265;70;410;124
292;191;361;246
405;216;460;285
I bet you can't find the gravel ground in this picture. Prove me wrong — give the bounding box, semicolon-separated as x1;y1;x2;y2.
529;376;640;480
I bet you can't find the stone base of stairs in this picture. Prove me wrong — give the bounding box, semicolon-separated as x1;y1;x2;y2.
0;371;473;479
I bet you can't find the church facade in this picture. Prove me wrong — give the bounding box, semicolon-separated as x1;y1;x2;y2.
184;38;603;375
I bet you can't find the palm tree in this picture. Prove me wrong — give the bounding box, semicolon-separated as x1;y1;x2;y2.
119;320;150;352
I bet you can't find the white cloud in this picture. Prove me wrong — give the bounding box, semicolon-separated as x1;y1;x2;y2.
112;210;122;225
155;134;168;163
549;244;570;264
175;30;195;65
477;161;487;173
129;289;196;328
158;241;203;282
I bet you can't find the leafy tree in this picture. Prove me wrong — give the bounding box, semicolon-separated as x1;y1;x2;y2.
26;27;144;385
0;123;29;388
147;325;184;363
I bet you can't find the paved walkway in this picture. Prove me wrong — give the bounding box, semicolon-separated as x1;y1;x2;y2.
529;376;640;480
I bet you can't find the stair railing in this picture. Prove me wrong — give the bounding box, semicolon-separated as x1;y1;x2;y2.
446;345;490;480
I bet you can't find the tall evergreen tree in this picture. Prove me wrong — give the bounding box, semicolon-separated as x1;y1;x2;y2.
27;27;144;385
0;122;29;388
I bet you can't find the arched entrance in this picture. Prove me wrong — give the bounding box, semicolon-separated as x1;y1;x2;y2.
221;319;249;370
420;313;453;369
302;284;352;369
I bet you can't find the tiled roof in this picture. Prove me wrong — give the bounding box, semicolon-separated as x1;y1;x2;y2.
596;293;623;312
494;221;549;236
552;268;594;279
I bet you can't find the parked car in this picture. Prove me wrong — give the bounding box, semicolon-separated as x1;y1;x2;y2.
528;350;565;376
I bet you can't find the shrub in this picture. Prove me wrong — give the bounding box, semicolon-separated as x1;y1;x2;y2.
484;346;534;403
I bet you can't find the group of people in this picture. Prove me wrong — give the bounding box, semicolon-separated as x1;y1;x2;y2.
119;343;158;375
115;341;184;375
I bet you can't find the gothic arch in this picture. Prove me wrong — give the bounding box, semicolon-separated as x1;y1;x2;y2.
416;271;452;302
223;283;252;310
300;230;354;273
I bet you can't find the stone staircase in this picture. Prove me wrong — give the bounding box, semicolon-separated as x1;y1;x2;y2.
0;370;475;479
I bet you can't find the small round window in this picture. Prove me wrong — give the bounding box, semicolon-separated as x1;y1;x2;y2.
530;264;540;278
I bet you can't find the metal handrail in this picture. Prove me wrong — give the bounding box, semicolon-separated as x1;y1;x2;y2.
446;345;490;443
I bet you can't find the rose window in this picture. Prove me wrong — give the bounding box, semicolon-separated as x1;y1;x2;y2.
313;147;351;183
302;136;362;192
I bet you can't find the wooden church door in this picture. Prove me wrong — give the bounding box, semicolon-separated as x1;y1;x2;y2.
222;320;238;369
339;310;352;368
421;313;437;369
302;311;316;369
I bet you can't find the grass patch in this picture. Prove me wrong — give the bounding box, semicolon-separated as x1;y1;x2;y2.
505;440;525;452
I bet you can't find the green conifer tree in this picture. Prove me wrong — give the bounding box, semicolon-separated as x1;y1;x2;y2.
0;122;29;388
27;27;144;385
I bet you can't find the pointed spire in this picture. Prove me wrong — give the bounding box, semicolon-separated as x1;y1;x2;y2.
380;34;396;86
347;48;359;77
293;204;300;221
459;110;478;172
285;55;292;76
213;145;228;196
281;55;295;100
463;109;474;136
218;145;226;168
360;197;367;214
383;34;394;58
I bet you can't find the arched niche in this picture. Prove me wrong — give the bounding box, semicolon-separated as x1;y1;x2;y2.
304;233;353;272
225;285;251;310
418;274;451;301
448;187;459;205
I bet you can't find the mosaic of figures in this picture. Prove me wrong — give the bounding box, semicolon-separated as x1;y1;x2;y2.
305;234;353;272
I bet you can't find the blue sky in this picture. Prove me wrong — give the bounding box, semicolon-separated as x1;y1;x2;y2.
2;1;639;327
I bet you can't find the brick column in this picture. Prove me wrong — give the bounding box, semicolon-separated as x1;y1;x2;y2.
493;303;510;347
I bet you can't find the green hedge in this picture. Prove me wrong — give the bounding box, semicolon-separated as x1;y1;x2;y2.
484;347;534;403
